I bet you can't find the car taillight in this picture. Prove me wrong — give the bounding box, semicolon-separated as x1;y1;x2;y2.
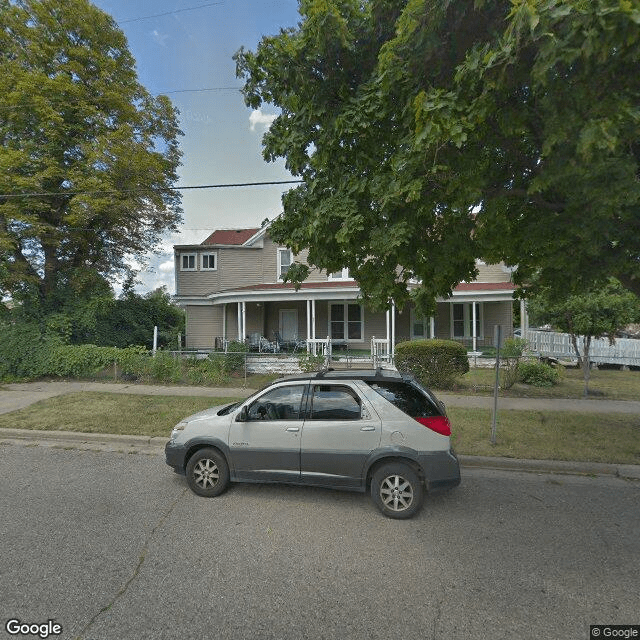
415;416;451;436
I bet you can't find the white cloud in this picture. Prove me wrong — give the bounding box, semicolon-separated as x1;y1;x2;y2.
151;29;169;47
159;259;174;273
249;109;277;132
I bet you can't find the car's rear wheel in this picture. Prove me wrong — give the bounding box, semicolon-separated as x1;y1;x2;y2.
371;463;423;519
186;448;230;497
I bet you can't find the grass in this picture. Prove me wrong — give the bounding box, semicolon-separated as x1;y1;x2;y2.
447;407;640;465
0;391;638;464
451;366;640;401
0;392;241;438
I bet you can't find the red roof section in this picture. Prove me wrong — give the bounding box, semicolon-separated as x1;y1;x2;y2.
223;280;514;293
454;282;516;291
202;228;259;246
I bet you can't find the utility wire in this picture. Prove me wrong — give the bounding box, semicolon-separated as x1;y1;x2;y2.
0;180;303;199
118;2;225;24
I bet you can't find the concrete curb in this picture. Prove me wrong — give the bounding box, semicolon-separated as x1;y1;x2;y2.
1;428;639;480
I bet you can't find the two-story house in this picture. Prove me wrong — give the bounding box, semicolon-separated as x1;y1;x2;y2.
173;225;516;352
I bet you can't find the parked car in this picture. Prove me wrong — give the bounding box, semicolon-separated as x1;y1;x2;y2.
165;368;460;519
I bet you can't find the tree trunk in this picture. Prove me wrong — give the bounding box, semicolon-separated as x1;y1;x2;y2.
570;333;583;369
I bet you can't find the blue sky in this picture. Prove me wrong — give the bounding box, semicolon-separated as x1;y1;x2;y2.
90;0;301;293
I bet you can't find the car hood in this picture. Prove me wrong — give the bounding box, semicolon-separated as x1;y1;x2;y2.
182;402;238;424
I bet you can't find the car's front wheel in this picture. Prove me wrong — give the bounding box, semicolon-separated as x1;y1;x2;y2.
185;448;230;497
371;463;423;519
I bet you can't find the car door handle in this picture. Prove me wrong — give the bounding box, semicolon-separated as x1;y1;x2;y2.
286;427;300;432
360;426;375;432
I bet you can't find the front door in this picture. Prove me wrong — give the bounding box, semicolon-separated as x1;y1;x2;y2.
280;309;298;341
229;383;306;482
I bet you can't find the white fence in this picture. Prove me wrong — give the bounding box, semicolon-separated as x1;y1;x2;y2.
525;330;640;367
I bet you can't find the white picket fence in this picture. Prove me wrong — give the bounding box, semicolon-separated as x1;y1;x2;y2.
525;330;640;367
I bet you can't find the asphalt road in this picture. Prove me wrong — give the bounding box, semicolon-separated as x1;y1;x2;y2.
1;445;638;640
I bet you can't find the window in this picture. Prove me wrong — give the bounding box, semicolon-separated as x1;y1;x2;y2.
329;303;363;341
367;381;439;418
451;303;483;339
180;253;196;271
410;308;431;340
247;385;305;421
201;252;217;270
328;268;350;280
277;248;292;281
309;385;361;420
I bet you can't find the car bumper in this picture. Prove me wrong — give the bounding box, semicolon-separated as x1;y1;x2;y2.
419;449;461;492
165;440;187;474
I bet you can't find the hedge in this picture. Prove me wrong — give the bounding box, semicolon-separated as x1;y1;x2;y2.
394;339;469;389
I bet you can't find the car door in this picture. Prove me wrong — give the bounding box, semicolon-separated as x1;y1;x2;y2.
300;382;381;489
228;383;307;483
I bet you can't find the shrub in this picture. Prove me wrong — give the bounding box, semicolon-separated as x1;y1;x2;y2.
185;353;230;385
225;340;248;374
517;360;560;387
500;337;527;390
146;351;183;383
394;339;469;389
297;351;325;372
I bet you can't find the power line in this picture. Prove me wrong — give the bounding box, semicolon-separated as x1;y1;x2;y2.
118;2;225;24
0;180;303;199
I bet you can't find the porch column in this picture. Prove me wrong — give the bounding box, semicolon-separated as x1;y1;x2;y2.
520;299;528;338
306;300;311;352
222;304;226;341
311;300;316;339
391;301;396;358
241;301;246;341
386;308;390;353
472;301;477;352
430;316;435;339
237;303;242;341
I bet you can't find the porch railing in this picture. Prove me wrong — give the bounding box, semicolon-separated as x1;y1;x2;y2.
371;337;391;368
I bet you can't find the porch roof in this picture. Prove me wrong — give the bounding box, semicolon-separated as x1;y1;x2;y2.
199;280;516;305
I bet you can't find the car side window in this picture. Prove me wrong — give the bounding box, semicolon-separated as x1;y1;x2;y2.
246;385;305;421
367;381;439;418
309;385;361;420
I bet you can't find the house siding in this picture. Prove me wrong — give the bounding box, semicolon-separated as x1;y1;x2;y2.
185;305;223;349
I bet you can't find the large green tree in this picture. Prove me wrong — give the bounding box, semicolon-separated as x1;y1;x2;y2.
235;0;640;313
0;0;182;311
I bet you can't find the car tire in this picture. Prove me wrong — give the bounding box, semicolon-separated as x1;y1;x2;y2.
186;448;230;498
371;462;423;519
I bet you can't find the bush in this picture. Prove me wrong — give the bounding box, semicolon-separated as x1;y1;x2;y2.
500;337;527;390
185;353;229;386
394;339;469;389
517;360;560;387
225;340;248;374
297;351;325;372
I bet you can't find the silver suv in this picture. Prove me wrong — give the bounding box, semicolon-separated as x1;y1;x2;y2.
165;369;460;519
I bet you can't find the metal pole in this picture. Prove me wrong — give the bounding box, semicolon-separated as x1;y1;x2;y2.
491;325;502;445
153;325;158;356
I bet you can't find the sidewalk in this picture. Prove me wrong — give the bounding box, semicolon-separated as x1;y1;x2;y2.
1;380;639;480
2;380;640;415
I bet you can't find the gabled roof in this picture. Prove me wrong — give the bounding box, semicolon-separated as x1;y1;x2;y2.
201;228;260;246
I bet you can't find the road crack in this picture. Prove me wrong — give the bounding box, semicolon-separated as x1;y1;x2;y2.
74;488;187;640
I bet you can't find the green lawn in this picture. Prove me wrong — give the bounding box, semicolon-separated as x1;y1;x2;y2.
1;391;639;465
452;366;640;400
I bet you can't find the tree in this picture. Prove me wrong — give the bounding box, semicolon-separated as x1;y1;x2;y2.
527;280;639;396
235;0;640;314
0;0;182;312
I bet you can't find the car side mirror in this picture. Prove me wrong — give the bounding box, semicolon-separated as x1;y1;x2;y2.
236;406;248;422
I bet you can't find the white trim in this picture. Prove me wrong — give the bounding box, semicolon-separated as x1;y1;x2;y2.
180;253;197;271
328;301;364;342
328;268;350;281
277;247;293;282
410;308;430;340
450;302;484;340
200;252;217;271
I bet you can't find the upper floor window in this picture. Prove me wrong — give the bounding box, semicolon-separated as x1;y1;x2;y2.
201;252;217;271
278;248;292;281
180;253;196;271
328;268;350;280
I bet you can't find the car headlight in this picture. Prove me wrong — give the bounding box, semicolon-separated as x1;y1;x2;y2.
170;421;188;440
